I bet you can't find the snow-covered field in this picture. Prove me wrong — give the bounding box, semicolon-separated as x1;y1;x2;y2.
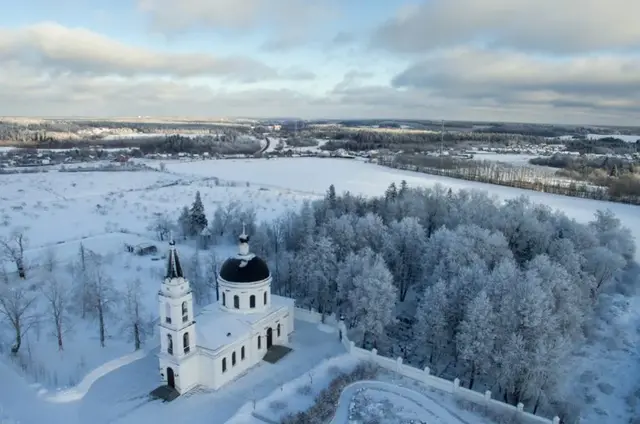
1;157;639;424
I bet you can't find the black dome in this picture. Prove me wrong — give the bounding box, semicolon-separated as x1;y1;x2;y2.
219;255;270;283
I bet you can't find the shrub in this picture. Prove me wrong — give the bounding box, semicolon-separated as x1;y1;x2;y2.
282;362;378;424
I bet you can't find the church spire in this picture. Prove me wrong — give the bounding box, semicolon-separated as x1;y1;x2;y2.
166;239;184;279
238;222;250;256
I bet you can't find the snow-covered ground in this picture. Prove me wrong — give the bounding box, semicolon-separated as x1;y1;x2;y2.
1;157;639;424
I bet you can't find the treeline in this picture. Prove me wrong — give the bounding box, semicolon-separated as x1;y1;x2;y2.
163;183;635;422
564;137;640;155
316;130;547;153
381;154;640;205
530;154;640;199
4;134;261;156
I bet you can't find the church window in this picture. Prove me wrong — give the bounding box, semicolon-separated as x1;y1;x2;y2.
181;301;188;323
258;336;261;349
222;292;226;306
232;352;236;366
167;334;173;355
222;357;227;372
277;323;281;337
250;295;255;308
263;291;267;305
234;295;240;309
165;302;171;324
241;346;245;360
183;332;190;354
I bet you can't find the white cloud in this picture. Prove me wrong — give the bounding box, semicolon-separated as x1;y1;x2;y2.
391;47;640;114
0;22;312;81
372;0;640;54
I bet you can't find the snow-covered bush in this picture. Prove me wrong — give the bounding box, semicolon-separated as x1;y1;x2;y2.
281;363;378;424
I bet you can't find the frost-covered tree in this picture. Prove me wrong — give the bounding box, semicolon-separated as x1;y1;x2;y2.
0;228;27;279
122;279;150;350
347;254;397;347
0;284;37;354
322;215;357;262
384;217;427;301
582;246;625;300
177;206;191;239
413;280;451;367
456;290;496;389
188;249;208;305
147;213;174;241
295;236;337;319
189;191;208;236
41;277;72;351
86;257;119;347
211;201;241;238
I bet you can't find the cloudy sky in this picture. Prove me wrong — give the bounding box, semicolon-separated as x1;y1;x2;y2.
0;0;638;124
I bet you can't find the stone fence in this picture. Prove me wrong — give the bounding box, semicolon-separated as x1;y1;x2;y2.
293;307;562;424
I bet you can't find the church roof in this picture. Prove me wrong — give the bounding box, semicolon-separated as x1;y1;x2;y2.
219;255;270;283
165;240;184;279
219;225;270;283
195;295;294;352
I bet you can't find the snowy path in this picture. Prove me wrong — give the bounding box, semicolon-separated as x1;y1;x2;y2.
330;380;472;424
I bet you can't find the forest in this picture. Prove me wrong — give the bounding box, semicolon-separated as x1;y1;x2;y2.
0;183;636;422
380;155;640;205
157;183;637;422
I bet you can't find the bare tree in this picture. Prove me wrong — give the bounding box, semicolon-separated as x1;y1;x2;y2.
70;243;96;319
123;279;149;350
211;201;240;238
0;229;28;279
0;284;38;354
86;258;119;347
41;277;72;351
147;213;174;241
43;247;57;274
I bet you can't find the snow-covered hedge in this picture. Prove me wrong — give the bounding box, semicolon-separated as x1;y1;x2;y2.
280;362;378;424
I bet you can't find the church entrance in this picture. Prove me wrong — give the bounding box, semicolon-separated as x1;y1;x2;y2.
167;367;175;388
266;327;273;349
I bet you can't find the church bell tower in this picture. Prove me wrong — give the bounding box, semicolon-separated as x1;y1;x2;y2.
157;240;197;392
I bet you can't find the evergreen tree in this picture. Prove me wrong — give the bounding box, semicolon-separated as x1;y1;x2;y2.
385;182;397;202
399;180;408;197
326;184;337;208
189;191;208;237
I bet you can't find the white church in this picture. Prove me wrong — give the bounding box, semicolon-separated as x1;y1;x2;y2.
155;228;295;396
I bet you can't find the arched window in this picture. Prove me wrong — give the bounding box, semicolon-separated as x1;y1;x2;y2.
222;357;227;372
167;334;173;355
222;292;226;306
263;291;267;305
241;346;245;360
277;323;281;337
250;295;256;308
181;301;188;323
258;336;261;349
234;295;240;309
232;351;236;366
183;332;190;354
165;302;171;324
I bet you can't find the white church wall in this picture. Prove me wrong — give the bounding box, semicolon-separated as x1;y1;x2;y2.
219;278;272;314
211;336;257;389
159;353;200;394
158;290;194;329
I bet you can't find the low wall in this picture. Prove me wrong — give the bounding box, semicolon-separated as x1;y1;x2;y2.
295;308;561;424
42;344;158;403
